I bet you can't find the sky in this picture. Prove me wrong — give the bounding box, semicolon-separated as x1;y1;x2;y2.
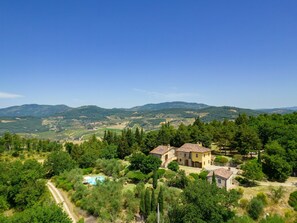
0;0;296;109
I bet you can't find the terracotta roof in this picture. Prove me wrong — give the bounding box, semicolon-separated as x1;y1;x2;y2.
176;143;211;153
150;145;172;155
207;168;233;179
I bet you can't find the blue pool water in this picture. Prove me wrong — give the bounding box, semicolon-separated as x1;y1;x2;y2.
84;176;105;185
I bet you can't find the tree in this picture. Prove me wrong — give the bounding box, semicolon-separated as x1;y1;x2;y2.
262;155;292;182
145;188;151;217
167;161;179;172
153;170;158;189
44;151;77;177
169;180;239;223
212;171;216;186
140;190;145;217
241;159;264;181
158;186;164;214
231;126;262;156
151;189;156;212
247;197;264;220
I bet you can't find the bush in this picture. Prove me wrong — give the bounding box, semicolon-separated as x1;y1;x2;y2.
269;186;285;204
214;156;229;165
189;173;199;181
82;167;93;175
239;198;249;209
256;192;268;205
167;161;179;172
156;169;165;178
163;169;176;179
231;154;243;165
247;197;264;220
259;214;285;223
126;171;147;183
288;190;297;211
199;170;209;180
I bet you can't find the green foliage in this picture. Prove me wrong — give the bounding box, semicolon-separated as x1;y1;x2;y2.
156;168;165;178
2;203;72;223
247;197;264;220
199;170;209;180
126;171;147;183
151;189;156;212
239;198;249;209
54;168;83;192
241;159;264;181
169;180;239;223
158;186;164;214
95;158;125;177
262;155;292;182
167;170;188;189
144;188;151;217
80;180;123;221
288;190;297;211
44;151;77;177
256;192;268;205
214;156;229;165
259;214;286;223
129;153;161;174
153;170;158;189
167;161;179;172
227;215;254;223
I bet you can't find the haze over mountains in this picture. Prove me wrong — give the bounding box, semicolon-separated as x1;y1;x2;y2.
0;102;296;140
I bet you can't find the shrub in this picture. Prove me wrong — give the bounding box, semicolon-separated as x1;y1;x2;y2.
163;170;176;179
199;170;209;180
167;161;179;172
256;192;268;205
126;171;147;183
247;197;264;220
239;198;249;209
214;156;229;165
259;214;286;223
288;190;297;211
231;154;243;165
269;186;285;204
156;169;165;178
189;173;199;181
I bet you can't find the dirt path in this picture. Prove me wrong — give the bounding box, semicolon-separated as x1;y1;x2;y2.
47;181;78;223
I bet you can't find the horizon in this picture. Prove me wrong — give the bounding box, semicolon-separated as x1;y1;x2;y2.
1;1;297;109
0;101;296;110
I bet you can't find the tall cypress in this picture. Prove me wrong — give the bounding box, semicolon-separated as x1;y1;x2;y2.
212;171;216;186
153;170;158;189
158;186;164;214
151;189;156;212
145;188;151;217
140;190;145;217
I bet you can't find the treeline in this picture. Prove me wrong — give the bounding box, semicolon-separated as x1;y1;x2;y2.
0;132;62;153
63;113;297;181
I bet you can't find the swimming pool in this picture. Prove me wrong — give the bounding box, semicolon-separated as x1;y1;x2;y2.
83;176;105;185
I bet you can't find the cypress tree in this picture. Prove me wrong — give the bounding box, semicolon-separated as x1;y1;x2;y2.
153;170;158;189
140;190;145;217
212;171;216;186
145;188;151;217
158;186;164;214
151;189;156;212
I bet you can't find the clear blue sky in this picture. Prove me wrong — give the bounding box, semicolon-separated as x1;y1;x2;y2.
0;0;296;109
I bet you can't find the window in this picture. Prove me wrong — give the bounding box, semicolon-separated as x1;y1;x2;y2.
204;154;205;157
204;162;205;165
180;159;181;162
184;153;186;157
218;179;221;184
196;154;198;158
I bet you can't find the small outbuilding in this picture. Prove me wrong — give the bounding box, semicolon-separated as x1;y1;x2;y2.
207;168;233;190
149;145;177;167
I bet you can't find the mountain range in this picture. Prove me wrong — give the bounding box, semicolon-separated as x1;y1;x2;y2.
0;102;295;140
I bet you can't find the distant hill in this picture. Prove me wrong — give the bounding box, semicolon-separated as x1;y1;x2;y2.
0;101;291;140
0;104;72;117
258;106;297;114
129;101;209;111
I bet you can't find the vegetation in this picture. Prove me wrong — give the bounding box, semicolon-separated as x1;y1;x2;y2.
288;190;297;211
167;160;179;172
247;197;265;220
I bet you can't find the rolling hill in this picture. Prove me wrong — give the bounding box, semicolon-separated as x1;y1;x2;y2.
0;102;295;140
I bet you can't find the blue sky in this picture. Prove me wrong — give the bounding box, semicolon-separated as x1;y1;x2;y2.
0;0;296;109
